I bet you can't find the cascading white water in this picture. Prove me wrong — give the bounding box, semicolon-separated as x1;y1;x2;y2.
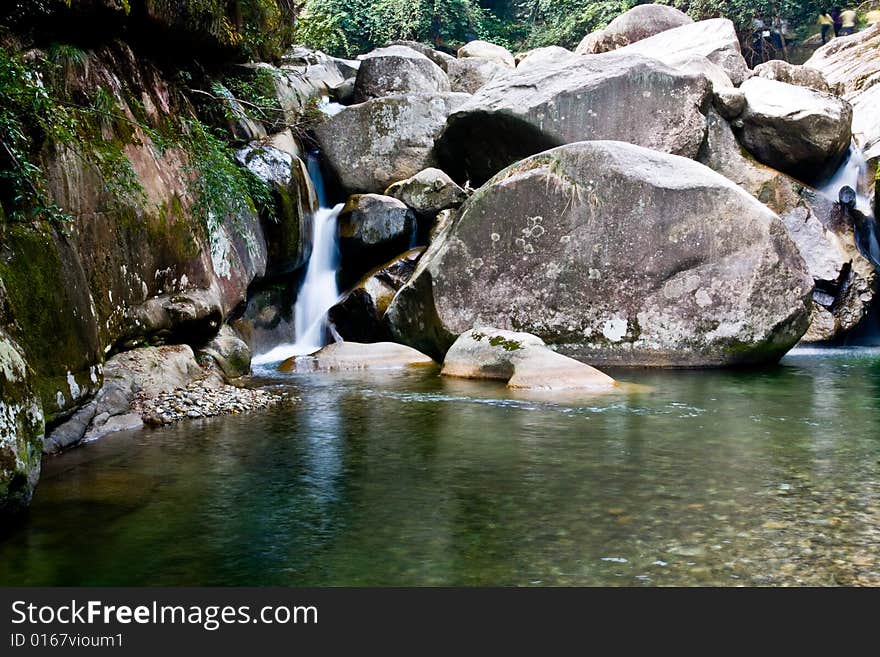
252;153;343;365
819;140;872;213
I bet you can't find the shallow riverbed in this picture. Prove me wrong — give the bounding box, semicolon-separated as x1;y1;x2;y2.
1;347;879;586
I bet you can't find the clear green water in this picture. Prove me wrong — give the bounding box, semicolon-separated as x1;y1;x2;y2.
1;347;879;586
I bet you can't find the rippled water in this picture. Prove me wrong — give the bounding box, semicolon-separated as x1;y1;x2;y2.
1;347;879;586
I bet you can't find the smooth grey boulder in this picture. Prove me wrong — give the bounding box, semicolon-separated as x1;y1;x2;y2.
435;53;712;186
0;329;43;517
354;46;450;102
314;92;471;194
515;46;575;73
338;194;417;285
386;40;456;71
753;60;833;94
735;77;853;184
446;57;508;93
457;40;515;68
386;141;813;366
614;18;751;86
442;328;617;390
279;341;435;372
576;3;693;54
385;168;468;217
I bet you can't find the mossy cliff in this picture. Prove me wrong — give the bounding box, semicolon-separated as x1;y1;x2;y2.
0;3;315;515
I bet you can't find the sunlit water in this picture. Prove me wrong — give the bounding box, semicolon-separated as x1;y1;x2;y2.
2;349;879;586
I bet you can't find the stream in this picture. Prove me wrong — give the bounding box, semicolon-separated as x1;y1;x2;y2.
1;347;878;586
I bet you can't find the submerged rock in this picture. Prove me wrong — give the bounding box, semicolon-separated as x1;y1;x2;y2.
354;46;450;102
314;92;471;194
435;54;711;186
735;77;853;185
576;4;693;55
387;141;812;366
442;328;616;390
279;342;435;372
0;329;43;517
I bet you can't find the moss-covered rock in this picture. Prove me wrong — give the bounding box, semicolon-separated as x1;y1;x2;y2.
0;328;43;517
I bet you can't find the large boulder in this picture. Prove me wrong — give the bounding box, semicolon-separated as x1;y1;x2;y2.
338;194;417;286
329;249;423;343
314;92;471;194
445;58;509;94
806;23;880;165
735;77;853;185
753;60;833;94
385;41;456;71
386;141;813;366
442;328;616;390
516;46;575;73
614;18;751;86
435;54;712;186
0;329;43;517
575;3;694;55
354;46;450;102
457;41;515;68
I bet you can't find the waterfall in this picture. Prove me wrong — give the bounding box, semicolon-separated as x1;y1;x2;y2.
819;140;872;213
252;152;343;365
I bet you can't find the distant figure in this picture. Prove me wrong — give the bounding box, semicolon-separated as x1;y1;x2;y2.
830;6;843;36
838;186;880;269
818;9;834;44
867;8;880;25
839;7;858;35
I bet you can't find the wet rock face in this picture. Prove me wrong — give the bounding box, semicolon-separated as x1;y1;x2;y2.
434;54;712;187
0;329;43;518
576;3;693;55
313;92;471;194
354;46;450;102
387;141;813;366
612;18;751;86
735;77;853;185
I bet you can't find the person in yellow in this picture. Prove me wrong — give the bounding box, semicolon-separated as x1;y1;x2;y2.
839;8;858;35
818;9;835;43
867;9;880;25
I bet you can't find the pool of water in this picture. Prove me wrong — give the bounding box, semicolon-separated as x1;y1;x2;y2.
1;347;879;586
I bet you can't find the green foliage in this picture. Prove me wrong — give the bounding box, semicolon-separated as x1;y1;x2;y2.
181;118;274;240
294;0;825;55
295;0;487;56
